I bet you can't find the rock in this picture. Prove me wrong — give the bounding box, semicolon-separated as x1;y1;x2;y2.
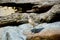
0;9;59;26
0;0;60;4
37;4;60;22
26;0;60;13
0;0;39;3
25;0;60;23
0;0;60;25
18;23;34;36
0;23;34;40
0;13;21;26
0;26;27;40
28;13;39;26
20;13;29;23
18;23;33;33
0;21;60;40
0;13;29;26
26;21;60;40
0;13;39;26
0;4;59;26
0;6;17;16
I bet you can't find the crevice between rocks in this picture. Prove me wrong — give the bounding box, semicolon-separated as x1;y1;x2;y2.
0;3;53;13
0;3;36;13
26;5;53;13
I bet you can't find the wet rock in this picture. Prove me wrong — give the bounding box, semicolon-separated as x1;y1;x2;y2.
0;24;33;40
18;23;33;33
0;26;26;40
0;23;36;40
27;21;60;40
0;21;60;40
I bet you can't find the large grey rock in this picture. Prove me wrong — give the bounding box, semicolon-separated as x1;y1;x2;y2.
0;26;26;40
35;21;60;28
0;22;60;40
0;23;34;40
18;23;33;33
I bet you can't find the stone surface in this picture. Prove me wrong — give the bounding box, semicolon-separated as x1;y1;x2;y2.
0;13;21;26
0;0;39;3
27;4;60;23
0;22;60;40
0;13;39;26
0;10;59;26
0;6;17;16
0;0;60;4
0;26;26;40
26;22;60;40
0;23;34;40
0;0;60;25
37;4;60;22
18;23;33;33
